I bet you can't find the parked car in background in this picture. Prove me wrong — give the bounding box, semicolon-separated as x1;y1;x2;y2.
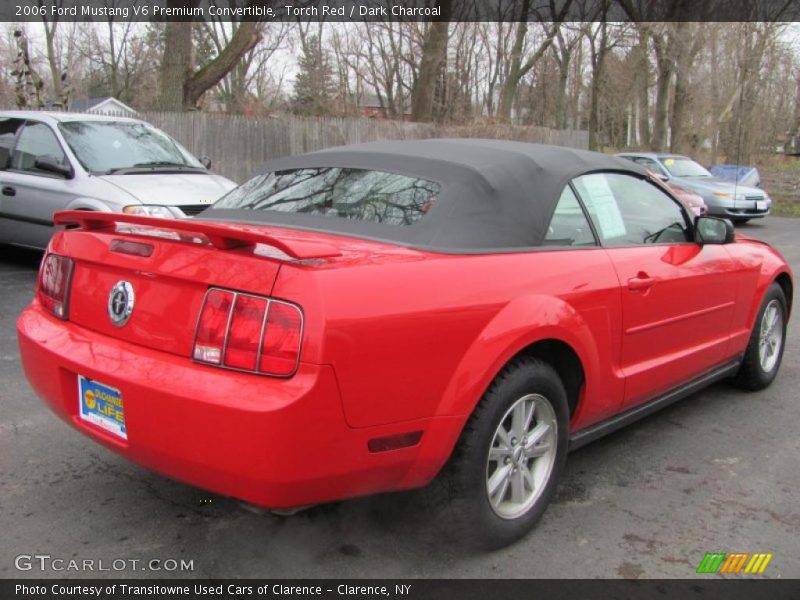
0;111;236;249
18;140;793;548
617;152;770;224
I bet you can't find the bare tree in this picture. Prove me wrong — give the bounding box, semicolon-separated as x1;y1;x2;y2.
159;0;263;111
497;0;572;122
12;28;45;108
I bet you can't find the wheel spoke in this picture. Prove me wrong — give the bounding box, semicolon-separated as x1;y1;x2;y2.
768;307;779;332
491;475;511;506
511;401;527;439
523;399;536;434
522;466;536;492
527;441;552;458
487;464;512;498
489;446;511;462
524;422;551;451
511;469;525;503
495;425;511;449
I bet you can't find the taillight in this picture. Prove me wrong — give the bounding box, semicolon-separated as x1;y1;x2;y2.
259;302;303;376
226;294;268;371
193;288;303;377
37;253;74;319
193;289;234;365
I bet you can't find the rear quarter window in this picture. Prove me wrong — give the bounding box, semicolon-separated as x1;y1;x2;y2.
211;168;441;226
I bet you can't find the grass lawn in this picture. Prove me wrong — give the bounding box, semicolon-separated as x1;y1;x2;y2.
760;159;800;217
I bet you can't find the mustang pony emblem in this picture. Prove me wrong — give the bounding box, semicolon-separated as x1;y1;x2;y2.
108;281;134;327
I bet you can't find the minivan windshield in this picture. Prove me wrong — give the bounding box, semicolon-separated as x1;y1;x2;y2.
211;167;441;226
59;121;203;174
661;157;712;178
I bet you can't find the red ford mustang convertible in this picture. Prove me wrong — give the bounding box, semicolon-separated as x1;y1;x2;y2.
18;140;792;547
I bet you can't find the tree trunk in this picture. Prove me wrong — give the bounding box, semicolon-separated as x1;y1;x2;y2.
669;23;702;153
554;63;569;129
411;2;451;122
588;22;608;151
498;6;530;123
651;30;673;151
159;21;192;111
160;0;260;111
43;22;65;105
634;28;650;147
184;21;261;109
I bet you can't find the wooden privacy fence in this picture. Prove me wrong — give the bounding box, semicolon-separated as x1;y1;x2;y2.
136;112;589;183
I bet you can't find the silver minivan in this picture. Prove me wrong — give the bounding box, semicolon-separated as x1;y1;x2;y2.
0;111;236;249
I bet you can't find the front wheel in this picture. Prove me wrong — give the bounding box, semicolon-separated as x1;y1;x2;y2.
732;283;788;390
434;357;569;549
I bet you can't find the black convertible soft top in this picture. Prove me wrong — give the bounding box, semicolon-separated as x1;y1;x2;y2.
199;138;647;253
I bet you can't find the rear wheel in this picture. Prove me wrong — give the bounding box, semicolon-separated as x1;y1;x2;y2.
732;283;787;390
434;357;569;549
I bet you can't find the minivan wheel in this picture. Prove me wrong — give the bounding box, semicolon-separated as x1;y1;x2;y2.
732;283;787;390
434;357;569;549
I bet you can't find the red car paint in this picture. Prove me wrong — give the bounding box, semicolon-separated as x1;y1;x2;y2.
17;210;792;510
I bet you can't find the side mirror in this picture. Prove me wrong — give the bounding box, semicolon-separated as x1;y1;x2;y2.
695;216;735;245
198;155;212;169
35;156;72;178
656;172;669;182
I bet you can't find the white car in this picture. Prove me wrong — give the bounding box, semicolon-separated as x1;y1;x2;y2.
0;111;237;249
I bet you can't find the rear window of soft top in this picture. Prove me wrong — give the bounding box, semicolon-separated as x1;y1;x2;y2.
211;167;440;226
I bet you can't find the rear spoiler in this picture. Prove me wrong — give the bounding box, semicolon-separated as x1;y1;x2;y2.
54;211;341;260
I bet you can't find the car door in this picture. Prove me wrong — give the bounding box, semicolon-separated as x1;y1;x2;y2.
0;120;74;248
0;117;25;244
572;172;737;408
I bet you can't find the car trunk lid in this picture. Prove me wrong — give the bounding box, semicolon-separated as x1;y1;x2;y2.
53;211;343;358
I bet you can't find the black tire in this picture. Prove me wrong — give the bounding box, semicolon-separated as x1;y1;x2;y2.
432;357;569;549
732;218;751;225
732;283;788;390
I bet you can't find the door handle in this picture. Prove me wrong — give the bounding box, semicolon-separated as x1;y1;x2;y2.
628;273;655;291
1;186;15;196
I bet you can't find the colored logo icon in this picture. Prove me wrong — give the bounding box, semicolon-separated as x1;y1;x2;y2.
696;552;773;574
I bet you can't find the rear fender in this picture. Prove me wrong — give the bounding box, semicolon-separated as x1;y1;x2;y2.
400;294;604;489
436;294;600;418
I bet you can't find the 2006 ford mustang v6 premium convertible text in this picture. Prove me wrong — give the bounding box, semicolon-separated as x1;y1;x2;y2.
17;140;793;547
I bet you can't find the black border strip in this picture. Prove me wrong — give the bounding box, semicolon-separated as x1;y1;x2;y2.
3;0;800;23
2;579;798;599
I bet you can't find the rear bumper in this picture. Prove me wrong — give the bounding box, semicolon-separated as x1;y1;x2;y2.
17;304;460;508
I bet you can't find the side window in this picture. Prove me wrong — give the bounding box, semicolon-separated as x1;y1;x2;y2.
632;157;668;179
543;185;597;247
0;118;24;169
10;122;68;174
573;172;691;246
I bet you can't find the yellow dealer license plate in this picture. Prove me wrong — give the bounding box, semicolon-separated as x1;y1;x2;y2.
78;376;127;439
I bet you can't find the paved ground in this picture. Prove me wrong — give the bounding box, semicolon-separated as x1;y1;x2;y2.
1;217;798;580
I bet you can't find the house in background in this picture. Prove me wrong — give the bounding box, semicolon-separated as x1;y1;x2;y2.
69;97;138;117
357;93;412;120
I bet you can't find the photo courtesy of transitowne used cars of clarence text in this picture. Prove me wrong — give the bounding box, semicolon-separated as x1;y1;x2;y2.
17;139;793;549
